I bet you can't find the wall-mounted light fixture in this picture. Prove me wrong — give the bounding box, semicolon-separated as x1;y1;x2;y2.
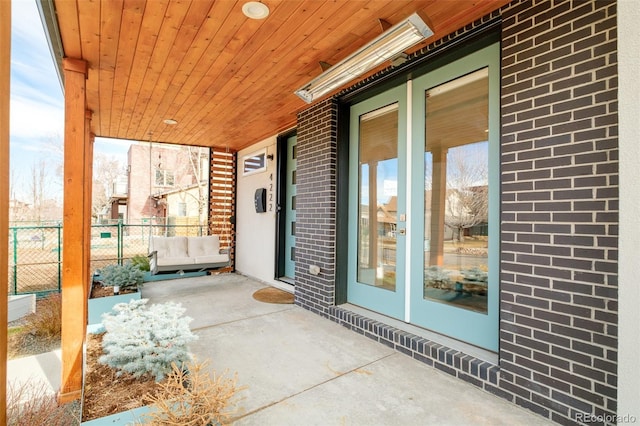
294;11;433;104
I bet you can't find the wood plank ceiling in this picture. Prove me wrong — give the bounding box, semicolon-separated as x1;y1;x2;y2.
51;0;509;152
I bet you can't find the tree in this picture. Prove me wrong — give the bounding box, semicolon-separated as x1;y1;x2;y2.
29;160;45;222
444;143;489;242
168;146;209;225
92;153;125;221
185;146;209;224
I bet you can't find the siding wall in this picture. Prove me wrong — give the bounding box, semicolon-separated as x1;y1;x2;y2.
294;1;618;424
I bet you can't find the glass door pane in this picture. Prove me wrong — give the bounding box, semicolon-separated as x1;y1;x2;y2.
348;84;406;320
409;42;499;351
358;104;398;291
423;68;489;313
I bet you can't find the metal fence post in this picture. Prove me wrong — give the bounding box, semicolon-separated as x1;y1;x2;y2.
117;220;123;265
12;227;17;294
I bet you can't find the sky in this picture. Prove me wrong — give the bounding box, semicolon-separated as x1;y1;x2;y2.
9;0;129;201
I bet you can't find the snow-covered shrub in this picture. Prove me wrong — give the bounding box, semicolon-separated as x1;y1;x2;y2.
461;266;488;283
424;265;452;289
99;299;198;381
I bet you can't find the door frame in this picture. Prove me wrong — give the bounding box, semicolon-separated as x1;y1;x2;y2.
407;42;500;351
274;130;297;284
346;85;408;320
341;39;500;351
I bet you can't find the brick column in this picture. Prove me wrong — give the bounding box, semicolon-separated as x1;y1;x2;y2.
294;99;339;315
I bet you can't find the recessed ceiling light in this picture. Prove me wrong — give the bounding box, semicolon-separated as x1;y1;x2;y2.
163;119;178;125
242;1;269;19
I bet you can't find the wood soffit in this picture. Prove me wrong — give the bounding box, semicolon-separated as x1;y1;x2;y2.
50;0;510;152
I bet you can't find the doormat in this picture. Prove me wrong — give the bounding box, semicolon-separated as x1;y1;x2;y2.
252;287;294;304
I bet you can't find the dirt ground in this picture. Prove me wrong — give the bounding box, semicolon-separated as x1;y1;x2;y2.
82;333;158;422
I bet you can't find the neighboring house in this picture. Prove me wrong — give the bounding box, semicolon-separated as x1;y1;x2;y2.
9;198;61;224
25;1;639;424
8;199;30;223
103;175;127;222
106;143;209;226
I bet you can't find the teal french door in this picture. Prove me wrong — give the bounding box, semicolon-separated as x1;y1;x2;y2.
284;135;297;279
347;86;407;319
347;43;499;351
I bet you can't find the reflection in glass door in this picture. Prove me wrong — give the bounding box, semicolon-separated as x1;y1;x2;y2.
348;86;406;320
423;68;490;314
410;43;499;351
358;104;399;292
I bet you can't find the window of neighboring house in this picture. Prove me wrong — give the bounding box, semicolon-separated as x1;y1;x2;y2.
155;169;174;187
178;202;187;217
243;149;267;175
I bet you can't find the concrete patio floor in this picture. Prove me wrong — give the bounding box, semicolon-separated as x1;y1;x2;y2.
142;273;554;426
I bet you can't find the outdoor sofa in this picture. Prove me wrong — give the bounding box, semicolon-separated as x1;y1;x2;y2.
148;235;229;275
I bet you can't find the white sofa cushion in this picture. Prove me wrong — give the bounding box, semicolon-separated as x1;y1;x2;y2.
193;254;228;264
151;236;188;259
187;235;220;257
156;257;195;267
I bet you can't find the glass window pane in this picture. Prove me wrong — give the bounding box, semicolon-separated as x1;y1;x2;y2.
243;150;267;175
423;68;489;313
358;104;398;291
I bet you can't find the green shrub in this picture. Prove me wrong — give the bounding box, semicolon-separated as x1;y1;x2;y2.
100;262;144;290
99;299;197;381
130;254;150;272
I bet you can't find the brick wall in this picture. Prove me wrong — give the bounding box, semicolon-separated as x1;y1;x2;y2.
295;99;339;315
500;0;618;423
294;1;619;424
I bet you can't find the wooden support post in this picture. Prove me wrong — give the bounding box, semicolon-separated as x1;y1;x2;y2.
0;0;11;422
59;57;89;403
83;114;94;326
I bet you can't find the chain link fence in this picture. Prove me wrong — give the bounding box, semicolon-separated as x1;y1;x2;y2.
7;221;207;296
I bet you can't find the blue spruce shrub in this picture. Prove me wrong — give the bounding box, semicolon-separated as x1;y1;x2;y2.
100;261;144;290
99;299;198;381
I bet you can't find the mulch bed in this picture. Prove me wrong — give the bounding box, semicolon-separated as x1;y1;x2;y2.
82;333;159;422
